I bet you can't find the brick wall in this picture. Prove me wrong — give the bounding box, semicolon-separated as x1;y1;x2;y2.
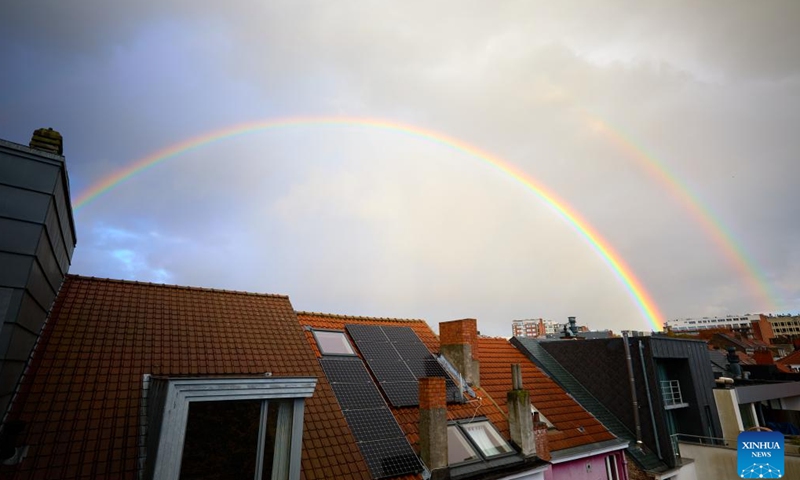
419;377;446;409
440;319;478;357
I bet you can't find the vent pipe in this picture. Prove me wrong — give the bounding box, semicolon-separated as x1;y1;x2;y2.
622;332;643;447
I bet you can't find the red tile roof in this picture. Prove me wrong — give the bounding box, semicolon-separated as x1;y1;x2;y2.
476;337;616;452
776;349;800;366
297;313;509;461
2;275;371;480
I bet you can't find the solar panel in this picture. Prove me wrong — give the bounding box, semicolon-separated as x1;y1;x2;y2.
345;324;464;406
360;437;426;478
319;357;423;478
379;381;419;407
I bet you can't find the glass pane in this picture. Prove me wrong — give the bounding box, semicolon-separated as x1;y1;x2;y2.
447;425;479;465
314;331;355;355
180;400;261;480
461;421;513;457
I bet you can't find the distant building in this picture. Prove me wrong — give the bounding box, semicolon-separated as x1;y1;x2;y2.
766;313;800;338
511;318;561;337
665;314;760;334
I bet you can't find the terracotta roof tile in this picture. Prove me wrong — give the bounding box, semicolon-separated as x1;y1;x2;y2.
776;349;800;365
476;337;616;452
2;275;371;480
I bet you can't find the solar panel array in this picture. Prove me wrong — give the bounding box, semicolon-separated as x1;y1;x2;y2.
319;357;424;478
345;324;462;407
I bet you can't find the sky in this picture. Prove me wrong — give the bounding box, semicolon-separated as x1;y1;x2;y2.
2;1;799;336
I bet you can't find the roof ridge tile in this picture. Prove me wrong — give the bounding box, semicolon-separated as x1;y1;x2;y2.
296;311;428;323
64;274;290;298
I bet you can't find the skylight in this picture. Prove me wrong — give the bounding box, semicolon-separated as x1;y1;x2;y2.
312;330;355;355
460;421;513;458
447;425;479;465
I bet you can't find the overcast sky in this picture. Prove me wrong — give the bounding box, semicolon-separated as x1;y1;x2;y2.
2;1;799;336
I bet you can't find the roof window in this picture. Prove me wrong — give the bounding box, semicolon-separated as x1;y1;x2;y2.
447;420;514;465
312;330;355;356
447;425;480;465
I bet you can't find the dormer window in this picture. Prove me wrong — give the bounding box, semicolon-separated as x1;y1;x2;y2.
312;330;355;355
143;376;317;480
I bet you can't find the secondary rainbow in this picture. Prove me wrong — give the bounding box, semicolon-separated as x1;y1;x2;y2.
73;116;664;330
580;111;778;312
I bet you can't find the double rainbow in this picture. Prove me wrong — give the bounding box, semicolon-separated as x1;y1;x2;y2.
74;116;675;330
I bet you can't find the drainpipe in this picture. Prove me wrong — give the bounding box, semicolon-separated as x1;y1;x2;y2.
638;340;662;459
622;332;643;447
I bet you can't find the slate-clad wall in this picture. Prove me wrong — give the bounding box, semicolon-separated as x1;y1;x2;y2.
0;138;76;417
647;337;722;445
542;337;722;470
540;339;636;435
541;338;678;466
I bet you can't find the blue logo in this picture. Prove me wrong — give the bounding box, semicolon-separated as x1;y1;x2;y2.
737;431;784;478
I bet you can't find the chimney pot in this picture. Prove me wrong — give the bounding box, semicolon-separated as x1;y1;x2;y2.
511;364;523;391
29;128;63;155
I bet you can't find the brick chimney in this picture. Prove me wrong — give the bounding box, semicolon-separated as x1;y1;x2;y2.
507;364;536;456
753;348;774;365
439;319;480;387
419;377;447;471
533;412;551;461
29;128;63;155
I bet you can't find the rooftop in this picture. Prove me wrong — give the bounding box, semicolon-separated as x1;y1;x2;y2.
2;275;370;479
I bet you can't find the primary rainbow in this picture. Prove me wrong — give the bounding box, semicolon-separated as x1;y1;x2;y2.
581;111;779;313
73;116;665;330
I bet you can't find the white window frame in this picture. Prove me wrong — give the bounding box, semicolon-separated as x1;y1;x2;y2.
142;376;317;480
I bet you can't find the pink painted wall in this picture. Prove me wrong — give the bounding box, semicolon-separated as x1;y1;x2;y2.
543;450;627;480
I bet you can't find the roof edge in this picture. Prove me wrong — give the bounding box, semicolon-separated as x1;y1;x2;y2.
64;274;290;298
296;310;428;323
549;438;630;464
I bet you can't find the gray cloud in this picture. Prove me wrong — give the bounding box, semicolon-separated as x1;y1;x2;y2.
2;1;799;336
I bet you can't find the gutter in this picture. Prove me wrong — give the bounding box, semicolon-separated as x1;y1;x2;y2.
548;438;630;464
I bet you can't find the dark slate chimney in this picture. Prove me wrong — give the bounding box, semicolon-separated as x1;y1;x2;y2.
568;316;578;336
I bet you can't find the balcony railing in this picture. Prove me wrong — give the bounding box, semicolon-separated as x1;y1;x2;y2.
660;379;689;409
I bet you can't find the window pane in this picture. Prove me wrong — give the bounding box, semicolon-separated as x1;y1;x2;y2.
447;426;479;465
314;331;355;355
461;421;513;457
180;400;261;480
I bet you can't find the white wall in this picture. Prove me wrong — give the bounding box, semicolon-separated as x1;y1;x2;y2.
781;394;800;410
